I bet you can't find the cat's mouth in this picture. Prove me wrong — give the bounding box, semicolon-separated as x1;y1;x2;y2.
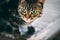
23;18;31;23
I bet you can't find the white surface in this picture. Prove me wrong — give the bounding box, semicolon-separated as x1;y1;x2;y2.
28;19;60;40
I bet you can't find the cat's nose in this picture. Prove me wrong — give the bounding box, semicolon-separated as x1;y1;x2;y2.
24;13;31;19
25;15;31;20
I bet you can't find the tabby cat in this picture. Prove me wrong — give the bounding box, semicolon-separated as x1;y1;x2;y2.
18;0;43;23
18;0;44;39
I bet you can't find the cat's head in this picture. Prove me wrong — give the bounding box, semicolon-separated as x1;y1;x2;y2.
18;0;44;23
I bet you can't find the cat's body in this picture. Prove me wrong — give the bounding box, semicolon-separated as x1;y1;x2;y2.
0;0;20;39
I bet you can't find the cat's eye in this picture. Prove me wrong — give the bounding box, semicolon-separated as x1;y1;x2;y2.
32;10;37;15
21;7;27;13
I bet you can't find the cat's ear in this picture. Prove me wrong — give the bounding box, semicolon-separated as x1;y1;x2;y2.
37;0;45;4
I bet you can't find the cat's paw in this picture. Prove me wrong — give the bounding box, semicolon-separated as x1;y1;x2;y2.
21;26;35;38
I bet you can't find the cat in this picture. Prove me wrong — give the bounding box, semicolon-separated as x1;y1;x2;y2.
18;0;43;23
18;0;44;39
